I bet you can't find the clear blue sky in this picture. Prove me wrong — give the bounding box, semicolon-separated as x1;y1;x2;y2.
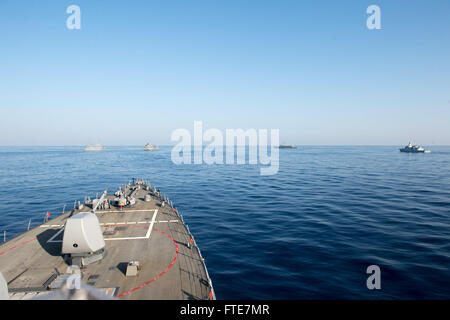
0;0;449;146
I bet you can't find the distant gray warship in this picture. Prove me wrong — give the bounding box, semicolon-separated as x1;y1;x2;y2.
144;143;159;151
399;142;430;153
0;179;215;300
83;143;105;151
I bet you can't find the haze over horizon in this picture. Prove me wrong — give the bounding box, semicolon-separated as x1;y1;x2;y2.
1;1;449;146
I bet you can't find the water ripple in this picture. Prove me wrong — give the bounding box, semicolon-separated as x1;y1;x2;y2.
0;146;449;299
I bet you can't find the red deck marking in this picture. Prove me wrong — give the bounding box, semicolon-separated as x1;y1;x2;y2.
0;238;36;256
116;228;179;298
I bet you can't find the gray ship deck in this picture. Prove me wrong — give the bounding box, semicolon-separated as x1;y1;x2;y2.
0;182;214;300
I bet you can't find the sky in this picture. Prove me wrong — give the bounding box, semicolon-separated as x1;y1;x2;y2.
0;0;449;146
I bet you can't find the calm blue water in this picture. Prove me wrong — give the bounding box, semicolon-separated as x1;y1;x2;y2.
0;146;449;299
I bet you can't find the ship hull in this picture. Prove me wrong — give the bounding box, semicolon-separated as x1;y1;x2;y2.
399;148;425;153
0;180;215;300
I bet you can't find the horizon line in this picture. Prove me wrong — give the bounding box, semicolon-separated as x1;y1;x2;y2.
1;144;449;147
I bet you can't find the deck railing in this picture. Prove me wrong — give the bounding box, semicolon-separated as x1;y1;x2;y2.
1;201;78;243
175;208;216;300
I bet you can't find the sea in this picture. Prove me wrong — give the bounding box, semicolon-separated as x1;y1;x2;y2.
0;146;449;299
